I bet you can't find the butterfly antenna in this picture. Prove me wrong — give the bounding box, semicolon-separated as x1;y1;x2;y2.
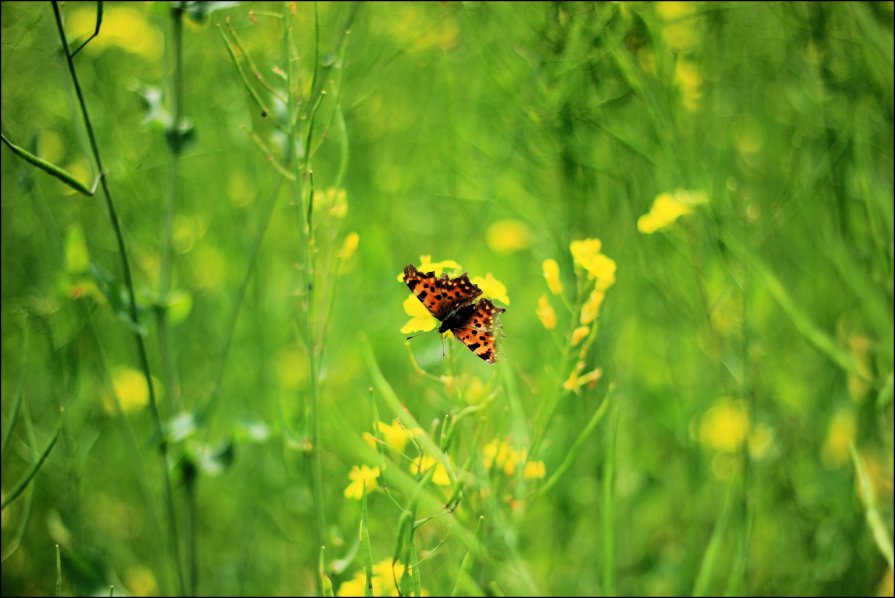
405;329;434;341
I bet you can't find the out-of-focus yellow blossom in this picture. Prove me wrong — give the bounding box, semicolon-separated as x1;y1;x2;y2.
410;455;451;486
277;347;309;390
563;366;602;392
381;3;459;52
125;565;158;597
537;296;557;330
483;439;524;476
822;408;856;467
486;219;532;254
699;398;749;453
472;273;510;305
637;189;706;234
343;465;380;500
462;374;487;404
847;334;872;402
338;232;359;261
336;576;365;598
580;290;605;325
104;366;152;414
314;187;348;219
656;2;700;53
542;258;563;295
68;7;162;60
571;326;590;347
524;460;547;480
674;59;704;112
396;255;462;281
190;244;228;289
363;419;420;454
337;560;412;597
401;294;437;334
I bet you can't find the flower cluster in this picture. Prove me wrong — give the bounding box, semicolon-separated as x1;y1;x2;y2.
483;438;546;481
538;238;616;392
336;559;418;597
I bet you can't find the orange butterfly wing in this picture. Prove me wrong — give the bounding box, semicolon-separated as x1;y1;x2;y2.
403;264;481;320
451;299;505;364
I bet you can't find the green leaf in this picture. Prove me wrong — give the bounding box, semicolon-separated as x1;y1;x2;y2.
1;134;94;197
850;443;894;570
1;418;63;511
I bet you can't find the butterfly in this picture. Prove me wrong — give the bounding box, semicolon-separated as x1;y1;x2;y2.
403;264;506;364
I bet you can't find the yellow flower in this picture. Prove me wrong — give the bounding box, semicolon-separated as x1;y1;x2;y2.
570;326;590;347
67;6;162;60
338;232;359;261
335;575;365;597
580;290;605;325
401;294;437;334
570;238;602;272
821;408;856;467
410;455;451;486
674;59;704;112
337;560;409;597
484;439;525;476
396;255;462;281
486;219;532;254
542;259;563;295
524;460;547;480
483;440;510;473
343;465;380;500
104;366;151;414
364;419;420;454
536;296;557;330
570;238;616;286
563;364;602;391
472;273;510;305
590;254;617;290
314;187;348;219
657;2;700;53
124;565;158;597
699;398;749;453
637;189;706;234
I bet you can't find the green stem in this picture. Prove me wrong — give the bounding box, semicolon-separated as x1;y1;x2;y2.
283;5;326;591
601;406;618;596
50;3;184;594
158;2;184;411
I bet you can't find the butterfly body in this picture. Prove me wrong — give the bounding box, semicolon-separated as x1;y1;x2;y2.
438;303;477;335
403;264;506;364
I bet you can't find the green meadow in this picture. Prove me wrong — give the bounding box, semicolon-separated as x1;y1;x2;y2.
1;2;892;596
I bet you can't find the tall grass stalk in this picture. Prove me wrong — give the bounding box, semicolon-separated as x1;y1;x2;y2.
601;405;619;596
50;3;184;593
282;5;326;591
157;2;185;412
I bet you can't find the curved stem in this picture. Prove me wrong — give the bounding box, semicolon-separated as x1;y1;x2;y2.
51;3;185;594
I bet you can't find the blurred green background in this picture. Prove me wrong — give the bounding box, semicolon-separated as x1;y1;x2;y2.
1;2;893;596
